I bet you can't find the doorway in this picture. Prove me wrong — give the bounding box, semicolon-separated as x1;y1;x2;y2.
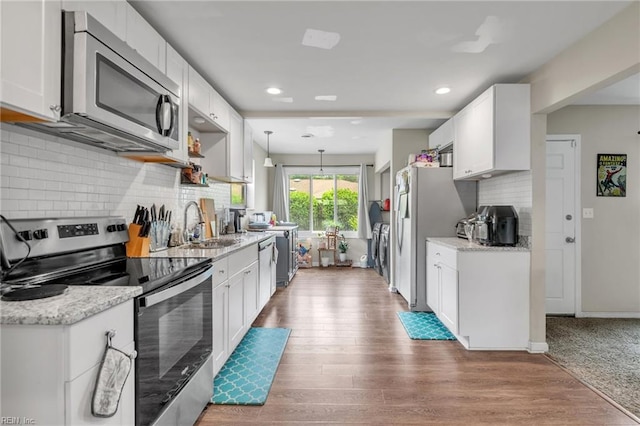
545;135;581;315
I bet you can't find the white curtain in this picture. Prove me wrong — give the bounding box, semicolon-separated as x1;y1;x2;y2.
272;163;289;222
357;164;372;239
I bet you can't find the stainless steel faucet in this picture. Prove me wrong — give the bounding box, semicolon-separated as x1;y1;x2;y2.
184;201;205;242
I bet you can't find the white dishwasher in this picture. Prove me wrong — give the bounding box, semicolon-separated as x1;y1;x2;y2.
258;235;276;310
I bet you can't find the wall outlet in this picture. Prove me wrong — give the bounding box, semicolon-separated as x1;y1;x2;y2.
583;208;594;219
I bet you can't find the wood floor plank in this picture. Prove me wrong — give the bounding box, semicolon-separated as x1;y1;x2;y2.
198;268;637;425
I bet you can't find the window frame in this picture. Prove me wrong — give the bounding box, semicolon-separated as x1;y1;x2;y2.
286;166;359;239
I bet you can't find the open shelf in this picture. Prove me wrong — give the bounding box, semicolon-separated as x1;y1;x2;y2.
188;152;205;159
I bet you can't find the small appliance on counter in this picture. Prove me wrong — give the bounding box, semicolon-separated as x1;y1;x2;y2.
455;211;479;240
248;211;273;230
474;205;519;246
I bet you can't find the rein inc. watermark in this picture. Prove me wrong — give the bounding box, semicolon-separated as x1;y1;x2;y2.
1;418;36;425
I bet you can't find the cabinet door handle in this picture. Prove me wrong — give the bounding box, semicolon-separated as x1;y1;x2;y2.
219;269;225;274
245;270;252;275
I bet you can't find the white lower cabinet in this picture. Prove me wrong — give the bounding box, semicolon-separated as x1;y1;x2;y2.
243;261;259;327
438;262;458;335
427;241;530;350
212;245;261;376
212;257;229;376
0;301;135;425
227;269;246;353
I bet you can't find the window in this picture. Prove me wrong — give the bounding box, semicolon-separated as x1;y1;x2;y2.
230;183;246;207
288;169;359;235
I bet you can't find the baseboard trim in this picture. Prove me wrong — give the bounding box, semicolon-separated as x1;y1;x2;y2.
528;341;549;353
577;312;640;318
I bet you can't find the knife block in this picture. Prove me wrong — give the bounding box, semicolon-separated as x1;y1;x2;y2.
126;224;150;257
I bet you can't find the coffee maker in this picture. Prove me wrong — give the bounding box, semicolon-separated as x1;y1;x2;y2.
229;208;246;233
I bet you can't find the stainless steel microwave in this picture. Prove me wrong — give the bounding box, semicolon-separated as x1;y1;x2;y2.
20;11;180;153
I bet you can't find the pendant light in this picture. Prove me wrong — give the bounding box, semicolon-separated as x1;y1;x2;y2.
263;130;274;167
318;149;325;174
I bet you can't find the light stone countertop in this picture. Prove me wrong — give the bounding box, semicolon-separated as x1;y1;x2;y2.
0;232;273;326
427;237;531;252
0;286;142;326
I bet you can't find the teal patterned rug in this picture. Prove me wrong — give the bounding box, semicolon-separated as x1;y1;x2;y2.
397;312;456;340
212;327;290;405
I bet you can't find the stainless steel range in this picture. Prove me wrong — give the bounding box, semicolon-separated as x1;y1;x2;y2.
0;216;213;426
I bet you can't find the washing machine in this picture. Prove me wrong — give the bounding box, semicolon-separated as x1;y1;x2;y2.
371;222;383;275
380;223;391;284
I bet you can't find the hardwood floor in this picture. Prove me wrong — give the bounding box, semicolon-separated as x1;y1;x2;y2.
197;268;637;425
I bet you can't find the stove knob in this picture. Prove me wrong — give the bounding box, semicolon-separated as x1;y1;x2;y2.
17;230;32;241
33;229;49;240
107;225;117;233
117;224;127;232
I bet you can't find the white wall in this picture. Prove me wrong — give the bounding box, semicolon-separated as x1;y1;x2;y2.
547;105;640;314
0;125;231;230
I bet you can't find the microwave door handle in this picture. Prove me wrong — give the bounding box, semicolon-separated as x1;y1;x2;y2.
138;265;213;308
155;94;174;136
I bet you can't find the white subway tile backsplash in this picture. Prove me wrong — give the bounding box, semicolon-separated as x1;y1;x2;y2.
1;125;231;222
478;170;532;236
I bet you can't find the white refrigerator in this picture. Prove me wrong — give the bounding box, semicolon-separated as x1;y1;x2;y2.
394;166;476;311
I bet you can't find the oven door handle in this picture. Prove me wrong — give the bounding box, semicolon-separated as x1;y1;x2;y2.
139;265;213;308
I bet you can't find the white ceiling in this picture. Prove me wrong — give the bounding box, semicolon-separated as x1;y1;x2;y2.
131;1;633;154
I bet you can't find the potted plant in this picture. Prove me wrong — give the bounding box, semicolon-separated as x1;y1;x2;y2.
338;236;349;262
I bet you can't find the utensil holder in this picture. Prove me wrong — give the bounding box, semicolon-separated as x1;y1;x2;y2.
126;224;150;257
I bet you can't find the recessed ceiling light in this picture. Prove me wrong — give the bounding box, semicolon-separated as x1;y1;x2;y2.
301;133;314;138
315;95;337;101
194;117;205;124
266;87;282;95
435;87;451;95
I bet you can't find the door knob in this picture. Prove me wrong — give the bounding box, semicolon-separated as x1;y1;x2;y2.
565;237;575;243
565;214;572;220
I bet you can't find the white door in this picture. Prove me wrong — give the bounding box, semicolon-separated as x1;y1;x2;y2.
545;138;578;314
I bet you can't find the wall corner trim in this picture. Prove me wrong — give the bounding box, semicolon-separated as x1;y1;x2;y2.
528;341;549;353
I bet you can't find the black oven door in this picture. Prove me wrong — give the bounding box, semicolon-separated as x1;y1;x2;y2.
135;264;213;426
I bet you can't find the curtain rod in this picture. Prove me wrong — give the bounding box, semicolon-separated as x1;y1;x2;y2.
282;164;374;168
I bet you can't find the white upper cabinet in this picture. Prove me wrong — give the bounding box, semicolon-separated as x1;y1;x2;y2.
229;109;244;180
188;66;230;133
243;121;254;183
188;66;211;118
125;3;166;73
61;0;127;40
210;89;230;132
165;44;188;162
453;84;530;180
0;0;62;121
428;117;454;151
165;44;184;88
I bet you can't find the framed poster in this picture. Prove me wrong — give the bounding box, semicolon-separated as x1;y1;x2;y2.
597;154;627;197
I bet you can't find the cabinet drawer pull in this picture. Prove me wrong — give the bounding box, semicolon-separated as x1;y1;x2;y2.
219;269;225;274
245;270;252;275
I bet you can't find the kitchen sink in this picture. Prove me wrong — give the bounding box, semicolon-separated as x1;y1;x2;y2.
181;238;241;250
